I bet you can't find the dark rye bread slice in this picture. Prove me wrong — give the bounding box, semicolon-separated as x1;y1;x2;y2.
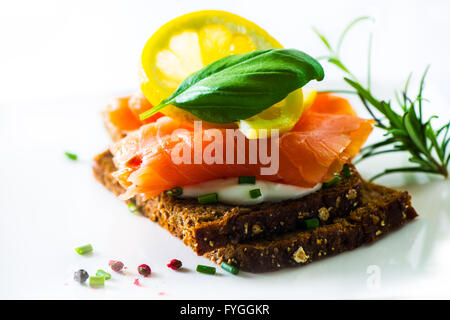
205;182;418;272
93;150;363;255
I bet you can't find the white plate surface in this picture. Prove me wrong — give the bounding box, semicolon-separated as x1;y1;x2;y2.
1;0;449;299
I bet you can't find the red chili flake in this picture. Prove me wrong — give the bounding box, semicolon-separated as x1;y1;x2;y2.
138;264;151;277
109;260;124;272
167;259;182;270
133;278;142;287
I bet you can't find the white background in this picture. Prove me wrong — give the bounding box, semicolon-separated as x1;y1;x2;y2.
0;0;449;299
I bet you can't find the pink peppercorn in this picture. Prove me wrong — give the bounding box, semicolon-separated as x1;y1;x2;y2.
138;264;151;277
109;260;124;272
167;259;182;270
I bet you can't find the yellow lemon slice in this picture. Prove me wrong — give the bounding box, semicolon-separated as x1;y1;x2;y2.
139;10;282;125
238;89;318;139
302;88;318;110
238;89;303;139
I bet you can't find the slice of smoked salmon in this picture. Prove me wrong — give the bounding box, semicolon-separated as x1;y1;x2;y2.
105;91;164;132
105;91;234;136
110;93;374;199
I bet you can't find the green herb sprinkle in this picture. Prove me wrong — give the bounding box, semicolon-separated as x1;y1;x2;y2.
75;244;93;255
238;176;256;184
249;188;262;199
196;265;216;275
64;151;78;161
198;193;218;204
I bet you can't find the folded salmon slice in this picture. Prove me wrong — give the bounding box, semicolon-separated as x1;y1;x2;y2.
110;93;373;199
105;91;164;132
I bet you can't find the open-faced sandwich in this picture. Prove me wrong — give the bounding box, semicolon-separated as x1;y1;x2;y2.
93;10;418;273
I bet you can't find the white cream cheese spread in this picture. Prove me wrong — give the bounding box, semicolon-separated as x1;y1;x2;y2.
180;178;322;205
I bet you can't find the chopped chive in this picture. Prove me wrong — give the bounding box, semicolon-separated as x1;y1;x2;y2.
198;193;218;204
238;176;256;184
249;188;262;199
220;262;239;275
196;265;216;275
342;164;351;178
96;269;111;280
304;218;320;230
64;151;78;161
128;202;138;214
75;244;93;255
322;175;341;188
89;276;105;287
167;186;183;197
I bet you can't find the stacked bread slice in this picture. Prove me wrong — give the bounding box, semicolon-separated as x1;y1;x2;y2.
93;123;417;273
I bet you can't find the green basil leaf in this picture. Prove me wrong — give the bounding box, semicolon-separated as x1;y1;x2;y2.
140;49;324;123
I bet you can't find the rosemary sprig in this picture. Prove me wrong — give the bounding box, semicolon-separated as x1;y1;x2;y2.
314;17;449;180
